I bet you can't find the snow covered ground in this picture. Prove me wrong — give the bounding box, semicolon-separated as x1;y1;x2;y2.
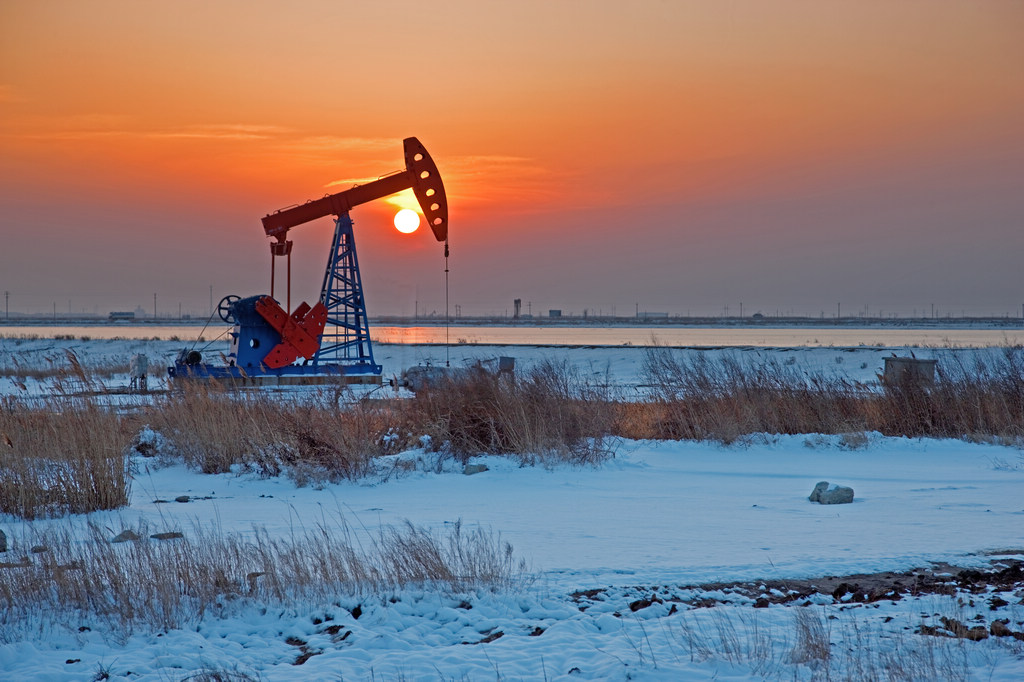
1;337;1024;679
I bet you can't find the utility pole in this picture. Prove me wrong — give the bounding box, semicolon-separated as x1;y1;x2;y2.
153;293;157;319
4;291;8;320
210;285;214;316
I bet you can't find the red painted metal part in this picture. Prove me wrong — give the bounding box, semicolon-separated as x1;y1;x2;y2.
261;137;448;243
254;296;327;369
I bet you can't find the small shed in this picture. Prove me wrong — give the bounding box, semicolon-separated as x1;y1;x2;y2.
882;356;936;386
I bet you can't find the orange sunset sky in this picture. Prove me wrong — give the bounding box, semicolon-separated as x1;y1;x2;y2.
1;1;1022;318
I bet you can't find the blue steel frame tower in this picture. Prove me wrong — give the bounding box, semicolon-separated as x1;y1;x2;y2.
314;213;379;373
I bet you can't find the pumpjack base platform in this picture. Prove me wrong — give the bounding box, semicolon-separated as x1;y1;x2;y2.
168;362;383;387
205;373;383;387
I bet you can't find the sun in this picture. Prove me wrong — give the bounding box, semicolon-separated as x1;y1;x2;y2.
393;208;420;234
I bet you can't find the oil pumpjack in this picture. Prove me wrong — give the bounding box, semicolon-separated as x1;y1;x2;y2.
169;137;448;384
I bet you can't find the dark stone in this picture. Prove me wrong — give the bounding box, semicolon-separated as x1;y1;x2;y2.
628;595;662;612
832;583;852;600
150;532;184;541
111;530;141;543
991;620;1013;637
809;481;829;502
809;480;854;504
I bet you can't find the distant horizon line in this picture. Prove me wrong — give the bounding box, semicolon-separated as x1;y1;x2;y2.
2;312;1023;328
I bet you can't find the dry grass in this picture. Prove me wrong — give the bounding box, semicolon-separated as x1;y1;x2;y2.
405;361;615;465
675;606;979;681
1;361;618;519
3;348;1023;519
0;347;127;383
0;397;131;520
272;398;405;484
142;383;405;482
790;607;831;665
0;517;527;638
142;382;285;475
632;346;1024;443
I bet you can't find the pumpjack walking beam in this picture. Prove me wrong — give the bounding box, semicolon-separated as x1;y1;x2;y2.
262;137;448;244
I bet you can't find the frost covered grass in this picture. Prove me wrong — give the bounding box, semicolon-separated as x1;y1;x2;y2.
672;604;997;681
0;346;127;383
633;345;1024;443
0;518;525;639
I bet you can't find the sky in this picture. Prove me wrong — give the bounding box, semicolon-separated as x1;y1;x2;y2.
1;0;1022;319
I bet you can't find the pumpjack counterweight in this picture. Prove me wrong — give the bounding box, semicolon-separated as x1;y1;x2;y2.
169;137;448;384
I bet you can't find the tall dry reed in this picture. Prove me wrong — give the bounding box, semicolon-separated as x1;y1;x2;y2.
0;518;527;638
635;346;1024;442
405;361;615;464
0;396;130;519
143;383;400;481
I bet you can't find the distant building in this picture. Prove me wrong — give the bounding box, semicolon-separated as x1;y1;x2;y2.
109;311;136;321
638;312;668;319
549;309;562;318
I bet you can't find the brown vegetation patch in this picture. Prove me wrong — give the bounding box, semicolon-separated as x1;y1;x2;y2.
635;346;1024;441
0;519;528;637
405;361;615;464
571;558;1024;612
0;397;131;519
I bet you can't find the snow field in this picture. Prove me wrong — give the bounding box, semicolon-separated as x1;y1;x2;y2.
1;435;1022;679
1;337;1023;679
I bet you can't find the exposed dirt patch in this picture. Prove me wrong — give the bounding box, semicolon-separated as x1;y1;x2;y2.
570;558;1024;611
